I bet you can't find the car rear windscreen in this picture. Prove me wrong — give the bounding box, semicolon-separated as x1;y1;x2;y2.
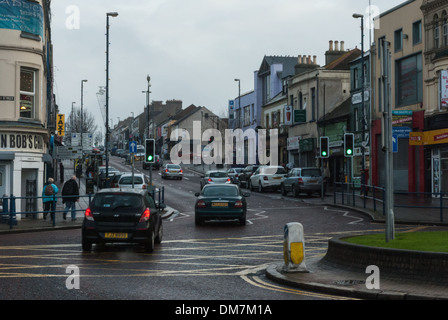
203;187;238;196
120;176;144;184
302;169;321;177
210;172;228;178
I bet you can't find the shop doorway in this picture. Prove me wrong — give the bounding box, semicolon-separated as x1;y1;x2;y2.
432;147;448;196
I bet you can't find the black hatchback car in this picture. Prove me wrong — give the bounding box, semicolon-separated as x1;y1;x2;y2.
82;189;163;252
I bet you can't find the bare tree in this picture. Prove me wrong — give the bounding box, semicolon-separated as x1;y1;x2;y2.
67;108;98;135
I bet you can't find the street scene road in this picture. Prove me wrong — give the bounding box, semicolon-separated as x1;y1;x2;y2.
0;156;430;302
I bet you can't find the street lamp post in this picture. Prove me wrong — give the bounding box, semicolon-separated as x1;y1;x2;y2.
81;80;87;159
234;79;240;130
353;13;366;190
105;12;118;180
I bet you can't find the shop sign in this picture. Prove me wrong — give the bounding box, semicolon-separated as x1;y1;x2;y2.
287;136;301;150
409;129;448;146
392;110;412;138
0;133;44;152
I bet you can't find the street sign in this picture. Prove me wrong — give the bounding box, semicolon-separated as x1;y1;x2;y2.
129;141;137;153
57;114;65;136
56;146;83;160
392;135;398;153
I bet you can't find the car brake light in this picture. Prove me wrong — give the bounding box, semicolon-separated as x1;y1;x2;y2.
298;178;304;185
263;176;268;180
165;169;169;172
85;208;94;221
139;208;151;222
235;200;243;208
208;178;212;182
142;184;146;189
180;169;183;173
227;178;231;182
197;200;206;208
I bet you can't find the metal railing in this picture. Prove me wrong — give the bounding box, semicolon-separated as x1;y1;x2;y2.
0;186;165;229
333;182;385;215
333;182;447;223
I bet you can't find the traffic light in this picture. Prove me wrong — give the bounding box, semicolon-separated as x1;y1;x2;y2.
145;139;155;163
320;136;329;158
344;133;354;157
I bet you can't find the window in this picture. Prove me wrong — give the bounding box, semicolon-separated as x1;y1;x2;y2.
434;14;440;49
394;29;403;52
243;106;250;126
396;53;423;107
443;12;448;46
353;67;359;89
354;108;359;132
413;20;422;45
20;68;36;118
311;88;316;121
378;36;385;59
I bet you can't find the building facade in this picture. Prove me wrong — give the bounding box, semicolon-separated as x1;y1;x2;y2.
372;0;425;192
0;0;54;218
421;0;448;195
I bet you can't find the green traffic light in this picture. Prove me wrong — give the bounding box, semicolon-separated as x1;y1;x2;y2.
346;149;353;155
147;155;153;161
322;151;327;157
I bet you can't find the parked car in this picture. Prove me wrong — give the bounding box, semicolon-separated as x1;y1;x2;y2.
238;165;260;189
143;155;163;170
280;167;323;197
194;184;250;226
249;165;287;192
81;188;163;252
227;168;244;184
161;164;183;180
115;149;124;157
134;145;145;161
117;173;149;190
110;172;124;188
199;170;231;189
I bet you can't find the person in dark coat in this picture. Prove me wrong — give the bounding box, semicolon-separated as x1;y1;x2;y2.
62;175;80;221
59;162;64;183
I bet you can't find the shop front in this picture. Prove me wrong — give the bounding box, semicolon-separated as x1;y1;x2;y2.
0;131;48;220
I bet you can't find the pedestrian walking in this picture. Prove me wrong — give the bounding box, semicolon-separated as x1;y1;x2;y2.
59;162;64;183
62;175;80;221
42;177;58;221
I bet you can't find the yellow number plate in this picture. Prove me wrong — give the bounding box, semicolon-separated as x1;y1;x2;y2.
105;232;128;239
212;202;228;207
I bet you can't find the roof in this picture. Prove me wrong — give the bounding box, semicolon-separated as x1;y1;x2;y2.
259;55;297;78
317;97;352;124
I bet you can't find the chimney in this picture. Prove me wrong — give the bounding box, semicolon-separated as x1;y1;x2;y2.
329;40;333;51
335;41;339;51
313;55;317;64
340;41;345;51
295;53;320;75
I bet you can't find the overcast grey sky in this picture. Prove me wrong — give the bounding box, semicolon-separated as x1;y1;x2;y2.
51;0;406;136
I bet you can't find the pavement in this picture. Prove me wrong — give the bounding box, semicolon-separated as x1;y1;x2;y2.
1;161;448;300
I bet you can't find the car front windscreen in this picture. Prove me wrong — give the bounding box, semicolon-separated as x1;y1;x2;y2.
203;186;239;197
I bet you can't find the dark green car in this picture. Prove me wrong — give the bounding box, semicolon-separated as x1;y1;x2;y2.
194;184;250;226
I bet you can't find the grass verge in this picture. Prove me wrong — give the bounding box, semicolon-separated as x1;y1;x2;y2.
343;231;448;253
